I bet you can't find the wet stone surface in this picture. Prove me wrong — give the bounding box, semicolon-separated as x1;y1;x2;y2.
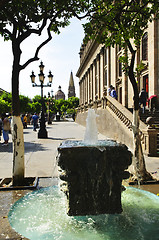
0;189;30;240
0;177;58;240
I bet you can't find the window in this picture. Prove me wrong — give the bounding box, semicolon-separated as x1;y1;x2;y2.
142;32;148;61
119;61;122;77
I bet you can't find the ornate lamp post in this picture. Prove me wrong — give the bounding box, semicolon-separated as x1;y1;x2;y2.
30;61;53;138
47;90;54;124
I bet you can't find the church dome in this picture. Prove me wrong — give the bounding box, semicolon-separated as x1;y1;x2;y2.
55;86;65;100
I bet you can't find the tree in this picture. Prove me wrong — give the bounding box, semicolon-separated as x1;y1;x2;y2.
19;95;31;113
83;0;159;181
0;92;12;113
0;0;89;185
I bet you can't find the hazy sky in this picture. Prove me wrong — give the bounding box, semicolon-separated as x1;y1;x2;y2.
0;17;85;99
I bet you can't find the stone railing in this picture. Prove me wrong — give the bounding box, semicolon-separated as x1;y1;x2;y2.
104;96;159;156
77;96;159;156
104;96;133;131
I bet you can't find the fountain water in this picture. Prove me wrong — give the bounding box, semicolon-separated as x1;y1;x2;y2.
8;186;159;240
8;108;159;239
84;108;98;145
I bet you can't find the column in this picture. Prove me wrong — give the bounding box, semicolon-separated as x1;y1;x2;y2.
100;47;104;98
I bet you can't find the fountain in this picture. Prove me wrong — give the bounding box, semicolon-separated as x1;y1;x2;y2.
58;109;132;215
8;109;159;239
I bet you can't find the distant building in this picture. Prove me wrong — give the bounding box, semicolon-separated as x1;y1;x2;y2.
68;71;76;98
55;86;65;100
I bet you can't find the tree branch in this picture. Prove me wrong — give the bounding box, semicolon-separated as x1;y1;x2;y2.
20;20;53;70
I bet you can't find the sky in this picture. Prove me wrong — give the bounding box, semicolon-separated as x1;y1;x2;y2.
0;17;85;99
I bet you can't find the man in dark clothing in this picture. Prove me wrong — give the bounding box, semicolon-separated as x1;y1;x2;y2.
32;113;39;131
139;88;147;114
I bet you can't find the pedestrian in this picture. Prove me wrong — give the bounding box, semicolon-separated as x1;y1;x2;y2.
72;112;76;121
32;113;39;131
23;114;27;128
111;87;117;100
139;88;147;114
21;114;24;125
0;116;2;142
2;114;11;146
26;113;30;125
107;85;113;96
147;95;158;114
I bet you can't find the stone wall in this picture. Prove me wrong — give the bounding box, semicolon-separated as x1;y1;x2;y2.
76;108;134;152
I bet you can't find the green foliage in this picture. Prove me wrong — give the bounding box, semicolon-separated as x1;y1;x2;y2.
0;92;12;114
32;95;42;103
31;101;41;114
83;0;159;109
84;0;159;66
0;92;79;116
0;0;90;42
0;98;11;114
45;97;79;116
0;0;89;116
19;95;31;113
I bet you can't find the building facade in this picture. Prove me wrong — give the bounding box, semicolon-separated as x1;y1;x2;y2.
76;20;159;110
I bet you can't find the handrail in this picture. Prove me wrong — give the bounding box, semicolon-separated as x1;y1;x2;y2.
104;96;147;131
77;96;159;156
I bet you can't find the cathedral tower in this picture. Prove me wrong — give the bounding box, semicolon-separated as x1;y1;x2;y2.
68;71;76;98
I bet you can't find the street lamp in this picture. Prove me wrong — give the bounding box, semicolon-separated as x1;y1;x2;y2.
30;61;53;138
47;91;55;124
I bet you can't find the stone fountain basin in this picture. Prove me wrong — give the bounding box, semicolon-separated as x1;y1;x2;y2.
57;140;132;215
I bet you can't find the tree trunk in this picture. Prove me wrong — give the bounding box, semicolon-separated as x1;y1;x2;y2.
12;116;25;186
128;49;152;181
12;41;25;186
132;110;151;182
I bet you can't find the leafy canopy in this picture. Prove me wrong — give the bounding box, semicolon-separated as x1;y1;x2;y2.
0;0;90;70
84;0;159;52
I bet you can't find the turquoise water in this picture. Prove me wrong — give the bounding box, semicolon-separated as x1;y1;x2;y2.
8;186;159;240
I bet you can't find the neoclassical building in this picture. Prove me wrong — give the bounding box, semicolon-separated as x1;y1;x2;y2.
76;20;159;109
76;19;159;157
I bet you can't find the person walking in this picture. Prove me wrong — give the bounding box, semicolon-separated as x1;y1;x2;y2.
111;87;117;100
139;88;147;114
107;85;113;96
0;116;2;142
32;113;39;131
2;114;11;146
23;114;27;128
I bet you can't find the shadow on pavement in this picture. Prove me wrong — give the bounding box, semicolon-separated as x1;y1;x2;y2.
0;142;47;153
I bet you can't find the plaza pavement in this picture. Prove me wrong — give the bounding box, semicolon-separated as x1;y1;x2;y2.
0;119;159;240
0;119;159;181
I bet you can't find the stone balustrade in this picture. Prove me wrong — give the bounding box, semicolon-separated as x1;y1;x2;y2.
76;96;159;156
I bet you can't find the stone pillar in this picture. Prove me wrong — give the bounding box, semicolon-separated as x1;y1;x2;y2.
100;47;104;98
93;60;96;102
142;128;159;156
107;47;111;89
96;54;100;99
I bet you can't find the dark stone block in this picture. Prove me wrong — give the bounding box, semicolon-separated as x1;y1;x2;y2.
57;140;132;216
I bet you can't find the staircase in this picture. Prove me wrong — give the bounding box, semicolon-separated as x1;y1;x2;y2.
77;97;159;156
